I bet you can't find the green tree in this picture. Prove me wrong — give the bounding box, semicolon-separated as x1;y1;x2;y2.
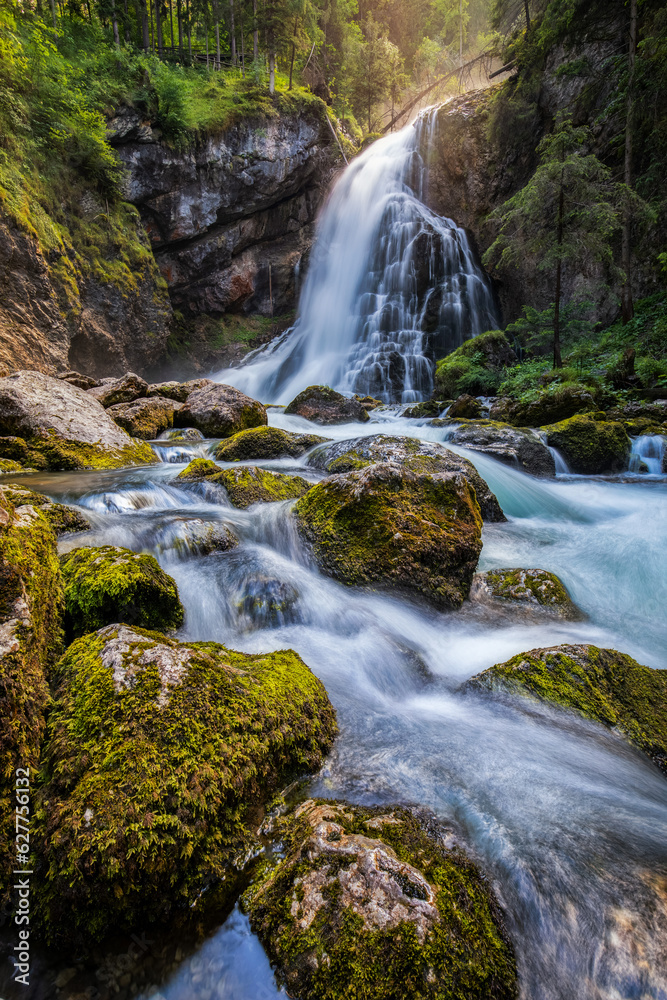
351;16;393;130
484;113;623;368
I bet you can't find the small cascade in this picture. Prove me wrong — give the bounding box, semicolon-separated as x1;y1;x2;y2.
216;108;498;404
628;434;666;474
534;429;570;474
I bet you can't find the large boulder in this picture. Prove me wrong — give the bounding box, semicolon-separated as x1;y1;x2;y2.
176;383;267;438
470;568;582;620
212;467;313;508
284;385;370;424
543;415;631;474
60;546;184;639
0;490;64;907
0;371;155;470
494;386;597;428
214;426;329;462
107;396;183;440
243;800;518;1000
0;485;90;536
86;372;148;407
443;422;556;477
447;394;483;419
307;435;505;523
294;463;483;610
147;378;213;403
464;644;667;773
36;626;337;945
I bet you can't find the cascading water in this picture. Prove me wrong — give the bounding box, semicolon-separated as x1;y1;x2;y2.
215;109;498;404
629;434;666;474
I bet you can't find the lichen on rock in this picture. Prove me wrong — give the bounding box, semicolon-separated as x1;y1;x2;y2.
470;568;582;619
243;799;518;1000
214;426;328;462
543;415;631;474
107;396;183;440
60;545;184;638
36;626;337;946
0;485;90;536
214;466;313;508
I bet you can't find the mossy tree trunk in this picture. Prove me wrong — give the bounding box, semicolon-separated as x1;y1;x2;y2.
621;0;638;325
553;177;564;369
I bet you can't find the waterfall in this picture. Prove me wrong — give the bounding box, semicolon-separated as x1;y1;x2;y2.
215;108;498;404
628;434;666;474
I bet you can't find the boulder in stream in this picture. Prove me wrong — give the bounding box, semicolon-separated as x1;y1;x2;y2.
243;799;518;1000
294;463;483;609
0;488;64;907
147;378;213;403
0;485;90;536
447;393;483;419
543;415;631;474
36;626;337;946
307;434;505;523
214;425;329;462
86;372;148;407
214;466;313;508
442;422;556;477
464;644;667;774
284;385;370;424
0;371;155;470
176;383;267;438
470;568;582;620
60;545;184;638
107;396;184;440
495;385;597;427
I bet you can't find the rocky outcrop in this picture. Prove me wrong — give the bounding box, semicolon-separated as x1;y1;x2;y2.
107;396;182;439
284;385;370;424
244;800;518;1000
87;372;148;407
543;414;631;474
0;485;90;536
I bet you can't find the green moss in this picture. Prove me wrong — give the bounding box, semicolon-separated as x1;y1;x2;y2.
485;568;571;606
213;427;328;462
176;458;223;481
0;492;64;906
60;545;184;638
1;432;156;472
212;467;313;508
36;626;337;946
543;415;631;473
0;458;28;473
294;464;482;609
0;486;90;536
465;644;667;773
243;801;518;1000
433;331;515;399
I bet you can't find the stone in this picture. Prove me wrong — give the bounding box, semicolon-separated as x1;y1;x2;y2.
147;378;213;403
213;426;329;462
0;371;155;470
60;545;184;639
432;331;516;399
284;385;370;424
447;394;483;419
36;626;337;946
443;422;556;477
403;400;447;419
154;518;238;558
0;485;90;536
500;386;597;428
470;568;582;619
463;644;667;774
87;372;149;407
107;397;183;440
243;800;518;1000
176;383;267;438
294;463;483;610
57;371;100;390
213;466;313;508
543;415;631;474
306;435;506;523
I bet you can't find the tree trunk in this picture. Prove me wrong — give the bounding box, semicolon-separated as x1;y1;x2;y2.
169;0;175;54
156;0;163;56
124;0;131;41
177;0;183;57
215;4;221;71
229;0;237;66
253;0;258;61
621;0;637;324
240;5;245;77
554;183;565;369
111;0;121;45
49;0;57;29
524;0;530;29
148;0;155;51
186;0;192;60
269;44;276;94
288;17;298;90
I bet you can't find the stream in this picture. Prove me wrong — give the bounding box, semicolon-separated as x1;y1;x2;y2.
6;407;667;1000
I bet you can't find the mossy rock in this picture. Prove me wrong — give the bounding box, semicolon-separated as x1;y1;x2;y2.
243;800;518;1000
504;386;597;428
463;644;667;773
444;422;555;477
106;397;181;440
213;426;329;462
284;385;370;424
0;491;64;907
470;568;582;619
543;415;631;474
0;485;90;535
36;625;337;946
403;400;448;419
213;466;313;508
60;545;184;639
175;458;223;481
433;331;516;399
294;463;483;609
306;435;505;523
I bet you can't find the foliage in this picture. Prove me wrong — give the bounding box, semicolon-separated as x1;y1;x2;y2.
505;300;595;353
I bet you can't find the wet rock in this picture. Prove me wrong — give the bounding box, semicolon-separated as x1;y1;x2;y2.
107;397;183;440
306;435;505;523
214;466;312;508
155;518;238;558
0;485;91;536
0;489;64;907
237;576;300;628
294;463;483;610
403;400;447;419
214;426;328;462
499;386;597;428
355;394;384;411
37;626;337;946
147;378;213;403
176;383;267;438
243;800;518;1000
448;394;483;419
444;422;556;477
87;372;149;408
176;458;223;482
158;426;205;442
463;644;667;774
57;371;101;390
60;545;184;638
0;371;155;470
284;385;370;424
470;568;582;619
543;415;631;474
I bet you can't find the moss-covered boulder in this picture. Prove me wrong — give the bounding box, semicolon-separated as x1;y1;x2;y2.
176;383;267;438
470;568;581;620
284;385;370;424
294;463;482;609
543;415;631;474
307;435;505;523
214;466;313;508
60;546;184;638
147;378;213;403
433;331;516;399
403;400;448;419
243;800;518;1000
213;426;328;462
464;644;667;773
0;371;155;470
175;458;222;481
448;394;483;419
0;485;90;536
500;386;597;428
443;422;556;477
37;626;337;945
107;397;183;440
0;491;64;907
